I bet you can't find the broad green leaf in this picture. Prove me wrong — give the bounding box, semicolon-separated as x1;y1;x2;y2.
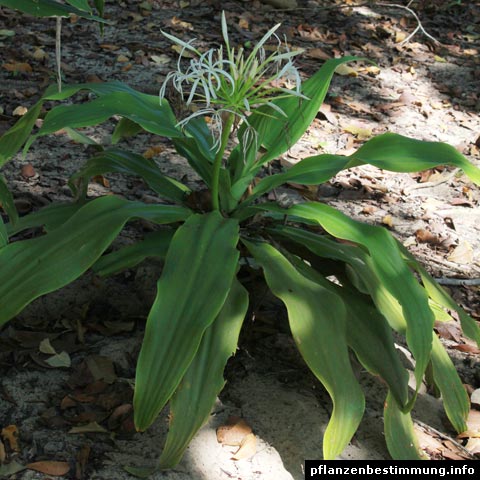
232;56;363;183
0;0;107;21
65;0;91;12
0;196;191;326
236;153;351;204
172;137;213;186
159;278;248;468
244;240;364;459
183;117;215;162
384;390;425;460
332;284;409;408
112;118;143;144
286;250;409;408
93;229;174;277
36;92;181;139
350;133;480;185
265;203;434;393
68;148;190;203
134;212;240;431
0;100;43;167
400;244;480;346
6;203;82;236
269;224;406;334
63;127;100;146
430;334;469;433
0;175;18;225
0;216;6;248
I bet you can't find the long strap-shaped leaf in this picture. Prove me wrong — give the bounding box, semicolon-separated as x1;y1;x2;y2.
384;390;425;460
93;230;174;277
35;92;180;139
244;239;364;459
0;0;107;21
270;225;408;333
0;196;191;326
350;133;480;184
134;212;240;431
263;203;434;394
286;249;409;408
236;57;362;172
0;100;43;167
399;243;480;346
0;175;18;226
159;277;248;468
69;148;190;203
431;335;469;433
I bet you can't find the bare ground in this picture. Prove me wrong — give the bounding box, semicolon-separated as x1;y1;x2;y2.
0;1;480;479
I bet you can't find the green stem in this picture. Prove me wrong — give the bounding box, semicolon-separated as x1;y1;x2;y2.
211;113;235;211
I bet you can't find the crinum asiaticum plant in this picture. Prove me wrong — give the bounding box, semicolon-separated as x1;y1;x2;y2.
1;12;480;470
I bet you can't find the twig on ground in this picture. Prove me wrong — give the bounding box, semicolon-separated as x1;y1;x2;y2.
377;2;441;45
434;277;480;286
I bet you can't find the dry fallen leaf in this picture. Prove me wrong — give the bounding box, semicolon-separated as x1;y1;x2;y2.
343;124;372;140
335;64;358;77
3;62;32;73
143;145;164;159
1;426;19;452
21;164;36;178
45;351;71;368
231;433;257;460
39;337;57;355
447;241;473;264
69;422;109;434
382;215;394;228
471;388;480;407
13;106;28;116
26;461;70;476
217;417;252;446
0;439;5;464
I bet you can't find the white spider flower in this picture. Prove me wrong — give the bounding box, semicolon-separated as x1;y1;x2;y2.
159;11;307;151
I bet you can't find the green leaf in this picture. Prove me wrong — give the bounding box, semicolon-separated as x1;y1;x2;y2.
36;92;181;139
0;216;6;248
269;224;407;334
134;212;240;431
6;203;82;237
93;229;174;277
333;284;409;408
69;148;190;203
65;0;91;12
284;247;409;408
0;196;191;327
112;118;143;144
172;137;213;186
384;390;425;460
159;277;248;468
0;0;108;21
0;99;43;167
431;334;469;433
400;244;480;346
0;175;18;226
264;202;434;394
232;56;363;183
244;239;364;459
351;133;480;185
237;153;351;205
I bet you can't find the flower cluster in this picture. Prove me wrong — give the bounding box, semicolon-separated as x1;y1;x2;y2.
160;12;306;150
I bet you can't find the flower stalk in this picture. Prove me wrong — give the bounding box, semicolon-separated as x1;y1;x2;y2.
211;112;235;211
